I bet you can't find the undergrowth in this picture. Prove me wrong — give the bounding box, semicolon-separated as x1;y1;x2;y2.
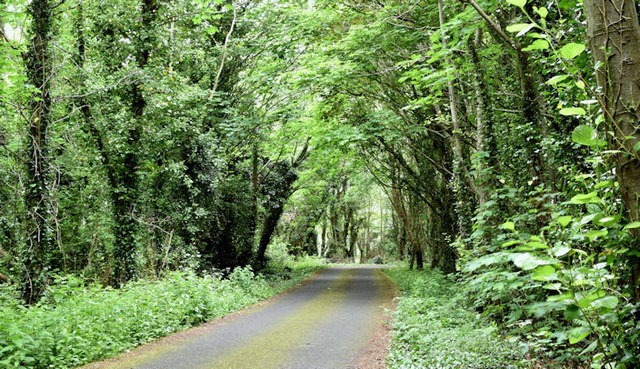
0;260;324;369
384;267;525;369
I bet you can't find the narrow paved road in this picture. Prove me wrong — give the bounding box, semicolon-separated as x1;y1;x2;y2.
85;266;395;369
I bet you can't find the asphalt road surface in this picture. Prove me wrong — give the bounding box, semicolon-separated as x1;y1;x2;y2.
84;266;394;369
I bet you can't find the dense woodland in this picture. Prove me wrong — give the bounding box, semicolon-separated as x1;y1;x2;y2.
1;0;640;367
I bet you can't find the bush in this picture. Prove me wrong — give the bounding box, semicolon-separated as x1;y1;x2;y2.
384;268;524;369
0;264;321;369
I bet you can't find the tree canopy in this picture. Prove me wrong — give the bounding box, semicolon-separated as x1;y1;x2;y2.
1;0;640;366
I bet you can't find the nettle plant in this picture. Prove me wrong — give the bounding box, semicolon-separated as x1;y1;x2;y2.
465;1;640;367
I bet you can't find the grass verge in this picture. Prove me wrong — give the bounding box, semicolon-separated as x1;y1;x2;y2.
383;267;526;369
0;258;325;369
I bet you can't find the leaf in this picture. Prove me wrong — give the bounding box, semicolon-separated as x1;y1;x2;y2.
594;180;612;189
561;107;586;116
571;125;599;146
596;216;619;227
502;221;515;231
534;6;549;19
517;25;537;38
568;327;591;344
557;216;572;228
513;253;539;270
526;241;548;249
501;240;520;248
560;43;586;59
548;292;573;302
513;253;558;270
584;229;608;242
570;191;600;204
532;265;556;281
564;304;581;321
578;290;606;308
506;0;527;7
592;296;618;309
522;39;549;51
546;75;570;85
506;23;532;33
552;245;571;257
623;221;640;230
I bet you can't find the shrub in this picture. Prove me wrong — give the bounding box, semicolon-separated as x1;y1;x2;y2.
384;268;524;369
0;264;321;369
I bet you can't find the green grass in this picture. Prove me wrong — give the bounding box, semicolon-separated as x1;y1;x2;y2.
0;260;325;369
384;267;525;369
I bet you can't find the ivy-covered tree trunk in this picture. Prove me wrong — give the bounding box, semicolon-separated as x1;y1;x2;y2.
255;142;309;266
469;28;495;207
21;0;53;303
112;0;158;285
438;0;474;241
584;0;640;299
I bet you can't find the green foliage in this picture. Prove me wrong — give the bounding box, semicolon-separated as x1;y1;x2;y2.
384;267;524;369
0;264;322;368
465;169;639;366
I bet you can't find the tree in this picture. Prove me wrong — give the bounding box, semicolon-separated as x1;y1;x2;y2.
584;0;640;299
21;0;54;303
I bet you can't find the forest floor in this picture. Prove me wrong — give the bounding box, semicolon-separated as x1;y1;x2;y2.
80;266;397;369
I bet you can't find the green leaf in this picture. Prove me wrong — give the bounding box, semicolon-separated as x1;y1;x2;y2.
534;6;548;19
513;253;539;270
522;39;549;51
623;221;640;230
557;216;572;228
548;292;573;302
561;107;586;116
506;0;527;7
568;327;591;344
552;245;571;257
592;295;618;309
501;240;520;248
526;241;548;249
564;304;581;320
571;125;598;146
502;221;515;231
584;229;608;242
532;265;556;281
570;191;600;204
513;253;558;270
594;180;612;189
560;42;586;59
596;216;619;227
546;75;570;85
506;23;532;33
578;290;606;308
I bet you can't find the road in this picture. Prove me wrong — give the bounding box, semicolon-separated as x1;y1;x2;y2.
84;266;395;369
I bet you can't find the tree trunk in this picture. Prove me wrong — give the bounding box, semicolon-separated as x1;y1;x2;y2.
21;0;53;303
255;142;309;266
112;0;158;286
584;0;640;300
465;0;549;186
469;28;493;206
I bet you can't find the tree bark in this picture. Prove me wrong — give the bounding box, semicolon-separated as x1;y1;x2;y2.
584;0;640;300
